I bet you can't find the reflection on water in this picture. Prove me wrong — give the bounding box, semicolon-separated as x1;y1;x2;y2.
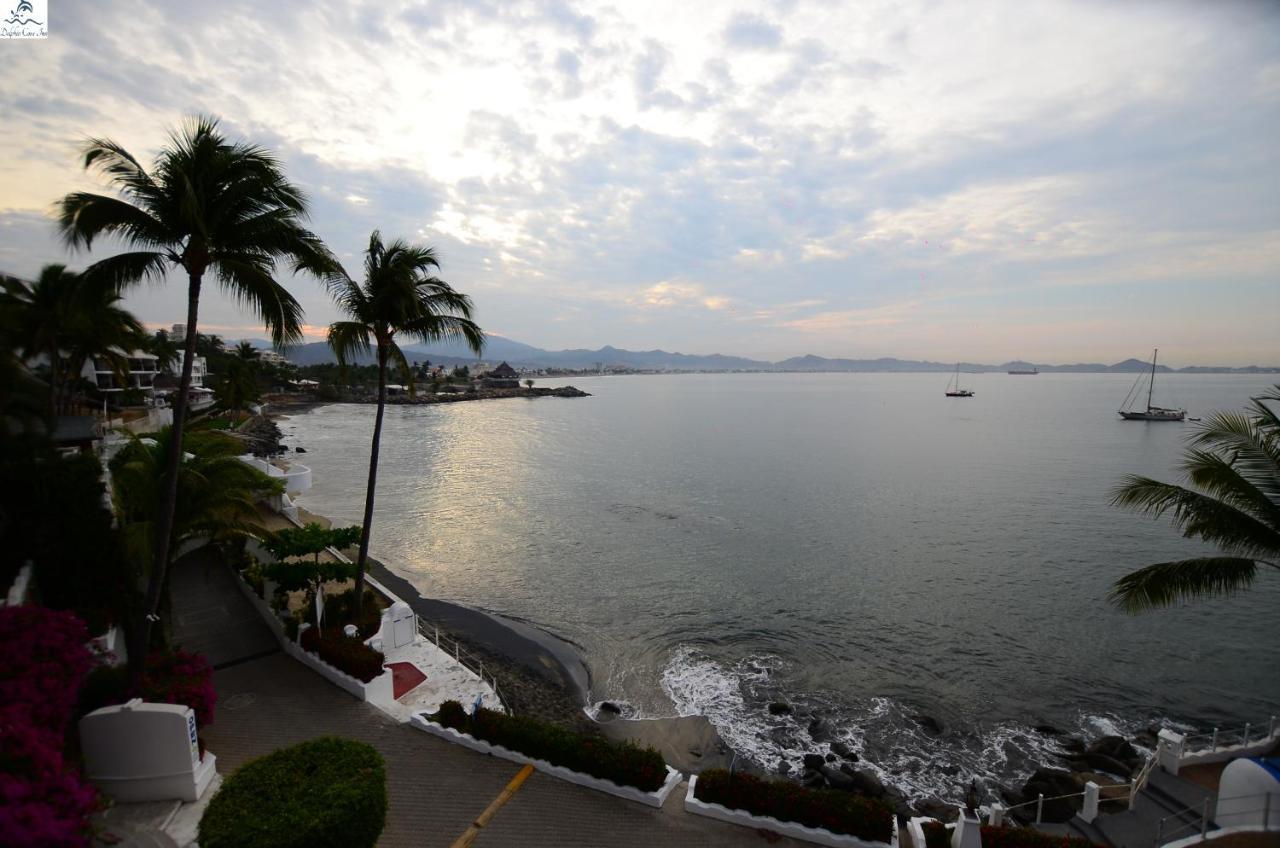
282;373;1280;799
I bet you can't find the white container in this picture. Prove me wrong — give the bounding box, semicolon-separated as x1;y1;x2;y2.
79;699;217;802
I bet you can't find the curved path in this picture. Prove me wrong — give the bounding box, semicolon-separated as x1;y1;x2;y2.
176;553;798;846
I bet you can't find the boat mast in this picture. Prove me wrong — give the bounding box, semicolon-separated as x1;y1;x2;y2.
1147;348;1157;411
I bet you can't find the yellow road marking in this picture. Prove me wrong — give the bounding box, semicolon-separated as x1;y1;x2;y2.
450;763;536;848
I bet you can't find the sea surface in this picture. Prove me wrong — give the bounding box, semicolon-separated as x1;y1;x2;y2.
280;372;1280;803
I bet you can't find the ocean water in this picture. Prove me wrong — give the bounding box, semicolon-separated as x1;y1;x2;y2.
280;372;1280;803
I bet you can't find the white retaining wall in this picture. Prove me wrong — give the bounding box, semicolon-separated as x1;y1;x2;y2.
230;569;394;709
684;774;900;848
411;716;683;808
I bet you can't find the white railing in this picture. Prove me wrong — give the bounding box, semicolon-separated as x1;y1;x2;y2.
416;614;508;712
1154;790;1279;846
1181;716;1278;757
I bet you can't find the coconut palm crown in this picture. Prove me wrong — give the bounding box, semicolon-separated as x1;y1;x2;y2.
1109;385;1280;612
327;230;485;616
55;116;335;669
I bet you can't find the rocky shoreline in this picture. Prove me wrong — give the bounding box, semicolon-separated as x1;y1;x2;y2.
357;385;590;404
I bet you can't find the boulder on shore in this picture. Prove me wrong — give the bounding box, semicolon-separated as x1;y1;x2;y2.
1018;767;1083;823
1088;735;1142;769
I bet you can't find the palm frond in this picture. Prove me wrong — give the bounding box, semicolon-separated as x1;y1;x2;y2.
56;192;170;253
1108;557;1259;613
213;257;305;346
328;321;372;367
1110;475;1280;559
1180;448;1280;529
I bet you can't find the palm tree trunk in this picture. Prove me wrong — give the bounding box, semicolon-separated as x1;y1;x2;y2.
47;342;60;417
132;273;200;683
353;344;388;620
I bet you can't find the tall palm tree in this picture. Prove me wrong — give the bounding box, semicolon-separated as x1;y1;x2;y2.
232;340;259;363
56;116;335;668
1;265;144;414
109;428;282;576
327;231;485;616
1109;385;1280;612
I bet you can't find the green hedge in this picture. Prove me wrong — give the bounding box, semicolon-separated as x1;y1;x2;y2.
199;737;386;848
923;821;1101;848
426;700;668;792
694;769;895;843
300;626;385;682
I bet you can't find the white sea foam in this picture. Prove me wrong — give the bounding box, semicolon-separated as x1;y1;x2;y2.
656;644;1181;805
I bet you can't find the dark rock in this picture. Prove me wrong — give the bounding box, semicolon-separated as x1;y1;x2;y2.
768;702;792;716
689;747;702;758
911;714;944;736
598;701;622;715
808;717;835;743
1060;736;1087;754
1081;752;1134;778
1034;724;1062;736
294;446;307;453
1020;767;1084;823
883;786;916;821
802;769;826;789
803;753;826;771
776;761;793;777
1134;727;1160;749
820;765;856;791
826;753;838;763
830;741;854;759
916;798;960;822
838;764;886;797
1088;736;1141;768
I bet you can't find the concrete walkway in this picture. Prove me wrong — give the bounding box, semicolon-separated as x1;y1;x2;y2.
169;548;278;669
173;552;795;846
205;652;793;846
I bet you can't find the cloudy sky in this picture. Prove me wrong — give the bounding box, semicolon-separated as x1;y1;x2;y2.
1;0;1277;365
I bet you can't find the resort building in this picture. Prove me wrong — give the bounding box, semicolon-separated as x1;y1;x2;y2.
480;361;521;389
256;349;290;367
83;349;161;398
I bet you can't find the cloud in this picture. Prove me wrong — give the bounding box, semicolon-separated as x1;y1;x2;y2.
723;13;783;49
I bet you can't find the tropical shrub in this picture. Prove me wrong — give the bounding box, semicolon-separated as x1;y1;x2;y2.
79;650;217;729
0;608;99;848
980;825;1101;848
693;769;895;843
426;701;668;792
299;626;385;683
325;587;385;637
0;607;95;733
923;820;950;848
198;737;386;848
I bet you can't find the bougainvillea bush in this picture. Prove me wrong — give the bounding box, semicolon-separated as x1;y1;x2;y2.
80;650;218;730
300;626;385;683
0;607;99;847
0;606;95;732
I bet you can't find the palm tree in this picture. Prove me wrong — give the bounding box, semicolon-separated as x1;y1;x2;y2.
1109;385;1280;612
56;116;334;665
1;265;144;414
109;427;282;579
232;341;259;363
326;231;485;616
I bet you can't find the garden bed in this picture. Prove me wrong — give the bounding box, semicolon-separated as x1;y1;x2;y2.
685;772;899;848
413;704;682;808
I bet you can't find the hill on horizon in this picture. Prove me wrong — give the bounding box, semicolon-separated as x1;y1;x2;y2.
240;337;1278;374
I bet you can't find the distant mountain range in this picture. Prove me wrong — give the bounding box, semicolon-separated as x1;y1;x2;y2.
241;337;1279;374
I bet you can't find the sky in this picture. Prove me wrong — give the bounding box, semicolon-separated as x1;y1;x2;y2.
0;0;1277;366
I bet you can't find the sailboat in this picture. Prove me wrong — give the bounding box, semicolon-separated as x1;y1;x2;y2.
1118;349;1185;421
945;363;974;397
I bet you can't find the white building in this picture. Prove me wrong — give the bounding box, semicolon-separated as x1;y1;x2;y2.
84;349;160;398
256;349;290;367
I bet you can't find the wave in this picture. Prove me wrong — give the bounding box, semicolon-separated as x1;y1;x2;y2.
657;644;1171;804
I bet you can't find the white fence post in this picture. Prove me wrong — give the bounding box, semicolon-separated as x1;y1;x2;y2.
1129;779;1138;810
1243;723;1251;747
1211;728;1219;750
1035;793;1044;824
989;804;1004;827
1157;729;1184;775
1081;782;1100;824
1200;799;1210;838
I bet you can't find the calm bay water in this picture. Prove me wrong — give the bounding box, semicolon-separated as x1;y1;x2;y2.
282;372;1279;801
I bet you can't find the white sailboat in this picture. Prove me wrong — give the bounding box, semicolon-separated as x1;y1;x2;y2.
1118;349;1185;421
945;363;974;397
